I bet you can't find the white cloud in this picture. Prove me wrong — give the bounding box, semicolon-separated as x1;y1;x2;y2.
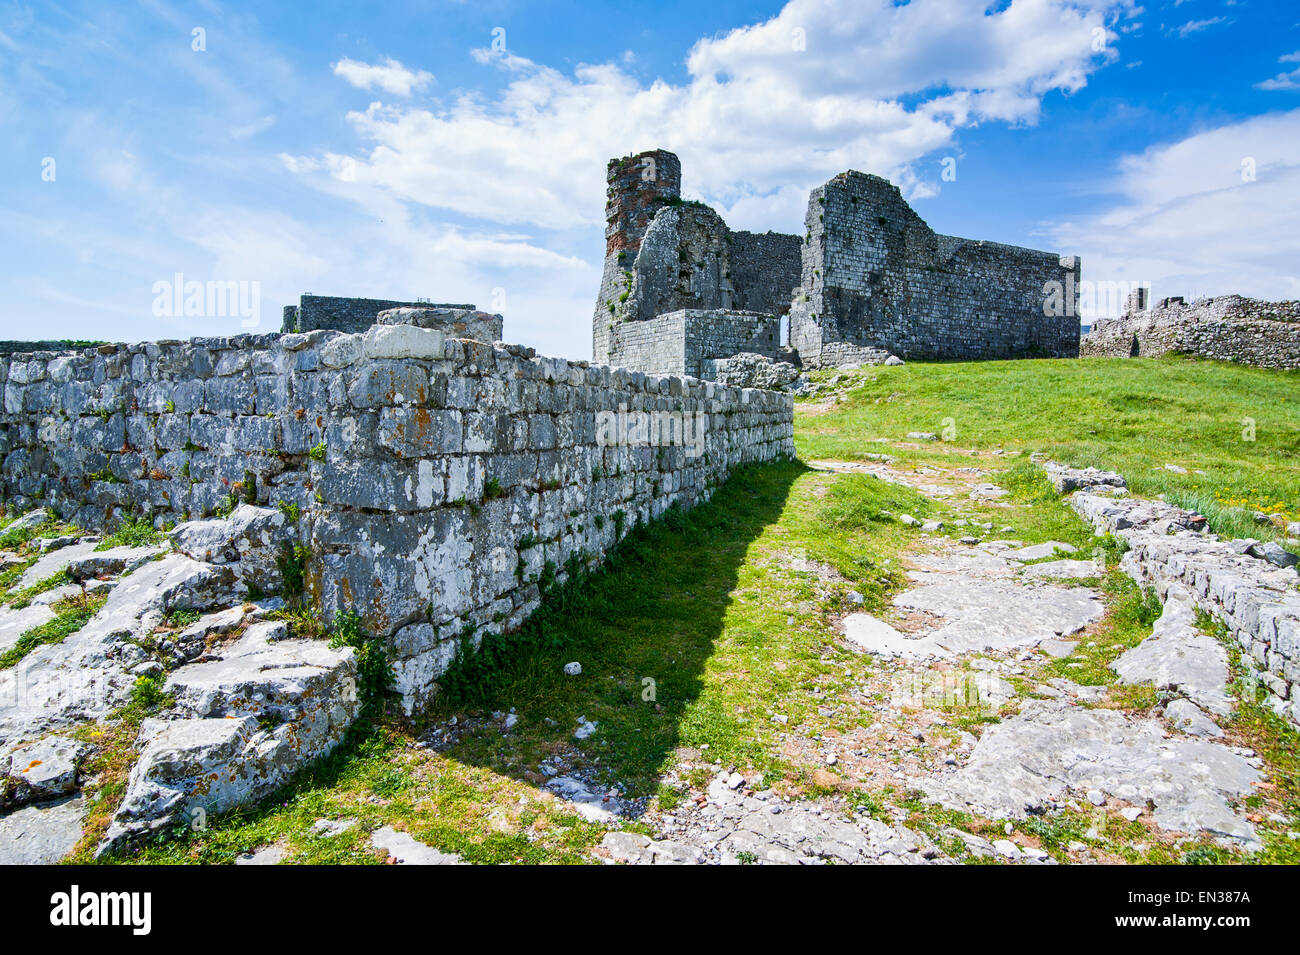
332;57;433;97
1170;17;1231;38
1046;110;1300;316
1256;51;1300;91
288;0;1128;233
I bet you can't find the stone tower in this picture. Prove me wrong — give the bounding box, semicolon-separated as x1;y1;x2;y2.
592;150;682;361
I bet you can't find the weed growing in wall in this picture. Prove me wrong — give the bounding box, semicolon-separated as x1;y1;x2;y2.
276;542;309;602
329;610;393;722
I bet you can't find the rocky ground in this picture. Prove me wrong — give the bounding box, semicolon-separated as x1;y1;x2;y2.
0;505;358;862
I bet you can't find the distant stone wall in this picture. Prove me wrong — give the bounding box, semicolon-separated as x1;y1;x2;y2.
593;150;684;363
0;316;794;714
604;312;687;377
607;309;782;378
284;294;476;335
789;172;1080;366
1080;295;1300;370
593;150;1079;373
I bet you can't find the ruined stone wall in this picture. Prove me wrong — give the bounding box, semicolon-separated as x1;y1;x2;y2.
727;231;802;315
0;341;104;357
1080;295;1300;370
593;150;683;363
1072;491;1300;727
594;150;800;364
607;309;782;378
604;312;688;377
284;294;476;335
0;319;794;713
788;172;1080;366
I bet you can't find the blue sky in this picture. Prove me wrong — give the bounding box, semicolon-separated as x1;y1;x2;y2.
2;0;1298;357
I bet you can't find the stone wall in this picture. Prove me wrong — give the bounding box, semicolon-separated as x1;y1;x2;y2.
1080;295;1300;370
1071;490;1300;727
0;314;794;713
607;309;782;378
284;294;476;335
593;150;1079;373
789;171;1080;366
593;150;799;365
593;150;684;364
725;231;802;316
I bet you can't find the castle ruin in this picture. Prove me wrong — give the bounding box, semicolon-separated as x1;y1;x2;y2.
593;149;1082;376
1081;292;1300;370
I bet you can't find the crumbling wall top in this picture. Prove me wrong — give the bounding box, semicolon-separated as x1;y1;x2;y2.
604;149;682;257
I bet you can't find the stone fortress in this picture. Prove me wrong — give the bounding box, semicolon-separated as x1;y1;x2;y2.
2;157;1299;857
592;149;1082;383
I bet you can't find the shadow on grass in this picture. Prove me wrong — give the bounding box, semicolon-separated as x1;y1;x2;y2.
428;458;806;798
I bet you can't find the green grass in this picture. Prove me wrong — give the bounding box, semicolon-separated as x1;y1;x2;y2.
94;515;166;551
0;590;107;669
5;568;73;608
432;460;930;794
0;513;51;549
797;356;1300;543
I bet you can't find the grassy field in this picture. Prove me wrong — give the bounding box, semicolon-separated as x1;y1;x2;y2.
797;356;1300;543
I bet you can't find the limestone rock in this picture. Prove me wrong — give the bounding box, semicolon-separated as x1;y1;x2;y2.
377;307;502;344
64;544;168;582
235;842;288;865
2;735;87;808
15;540;100;589
1165;698;1223;738
1042;463;1126;494
0;553;237;749
0;603;56;655
1007;541;1078;561
370;826;462;864
1258;541;1298;569
0;795;85;864
164;621;356;726
100;623;357;855
1020;559;1098;579
603;771;951;866
4;508;50;534
708;352;801;391
842;612;950;659
170;505;293;593
362;323;447;361
922;699;1259;845
1112;596;1232;716
546;774;624;822
893;578;1104;655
